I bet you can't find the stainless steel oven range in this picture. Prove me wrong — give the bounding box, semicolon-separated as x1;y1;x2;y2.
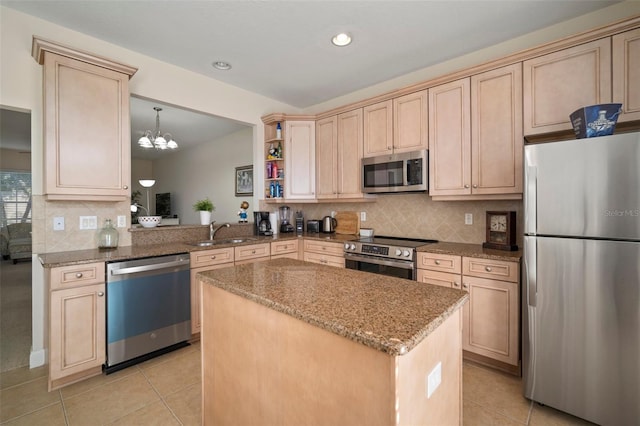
344;236;437;280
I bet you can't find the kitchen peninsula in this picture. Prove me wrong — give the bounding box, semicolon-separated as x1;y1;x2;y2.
197;258;468;425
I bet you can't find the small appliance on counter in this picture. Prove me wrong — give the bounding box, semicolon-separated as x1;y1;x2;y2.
253;211;273;236
306;219;320;233
279;205;294;233
321;216;337;233
295;211;304;235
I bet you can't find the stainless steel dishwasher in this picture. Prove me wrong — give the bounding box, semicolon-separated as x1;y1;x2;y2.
105;253;191;373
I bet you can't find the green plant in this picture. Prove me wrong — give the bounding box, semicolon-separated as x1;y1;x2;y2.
193;197;215;212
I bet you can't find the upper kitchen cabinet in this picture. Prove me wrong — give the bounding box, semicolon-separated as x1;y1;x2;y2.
429;64;523;199
363;91;428;158
316;110;365;200
284;120;316;200
613;28;640;122
523;38;611;136
32;37;137;201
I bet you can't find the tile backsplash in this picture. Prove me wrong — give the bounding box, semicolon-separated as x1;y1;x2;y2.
260;193;523;245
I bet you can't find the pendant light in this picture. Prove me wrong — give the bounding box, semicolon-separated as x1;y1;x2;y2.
138;107;178;150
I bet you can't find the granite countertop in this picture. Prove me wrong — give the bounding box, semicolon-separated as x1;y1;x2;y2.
417;241;522;261
197;258;468;356
38;232;358;268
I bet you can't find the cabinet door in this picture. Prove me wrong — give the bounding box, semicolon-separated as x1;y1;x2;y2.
471;64;523;195
393;90;428;154
50;283;105;383
523;38;612;135
43;52;131;200
285;121;316;199
337;109;364;198
316;116;338;199
428;78;471;196
613;28;640;122
363;100;393;157
462;276;518;366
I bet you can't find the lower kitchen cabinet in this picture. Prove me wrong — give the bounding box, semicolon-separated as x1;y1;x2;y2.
271;239;299;260
303;239;345;267
48;262;106;391
190;247;235;335
417;252;520;373
234;242;270;264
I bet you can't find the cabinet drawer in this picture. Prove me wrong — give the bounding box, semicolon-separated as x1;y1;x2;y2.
235;243;270;262
49;262;105;290
271;252;299;260
463;257;519;283
303;239;344;256
417;269;462;289
271;239;299;256
303;252;345;268
417;252;462;274
190;247;234;268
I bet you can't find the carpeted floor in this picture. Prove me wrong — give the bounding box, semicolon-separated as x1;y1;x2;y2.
0;258;31;372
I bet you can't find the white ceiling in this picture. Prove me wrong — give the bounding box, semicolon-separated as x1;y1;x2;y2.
1;1;622;156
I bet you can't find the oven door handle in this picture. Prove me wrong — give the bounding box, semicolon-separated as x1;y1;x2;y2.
344;253;414;270
109;259;191;276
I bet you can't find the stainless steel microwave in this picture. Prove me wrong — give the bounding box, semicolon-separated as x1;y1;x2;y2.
362;150;428;193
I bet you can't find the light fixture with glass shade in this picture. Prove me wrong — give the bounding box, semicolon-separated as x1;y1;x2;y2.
138;107;178;150
132;179;162;227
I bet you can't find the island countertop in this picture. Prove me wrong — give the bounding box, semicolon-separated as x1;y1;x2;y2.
197;258;468;356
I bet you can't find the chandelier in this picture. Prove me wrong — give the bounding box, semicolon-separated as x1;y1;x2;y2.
138;107;178;150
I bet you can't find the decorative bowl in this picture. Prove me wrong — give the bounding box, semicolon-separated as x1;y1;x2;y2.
138;216;162;228
359;228;374;237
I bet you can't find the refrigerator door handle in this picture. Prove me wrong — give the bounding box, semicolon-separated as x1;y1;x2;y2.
524;236;537;307
525;166;537;235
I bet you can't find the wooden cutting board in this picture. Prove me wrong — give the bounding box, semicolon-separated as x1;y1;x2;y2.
334;211;360;235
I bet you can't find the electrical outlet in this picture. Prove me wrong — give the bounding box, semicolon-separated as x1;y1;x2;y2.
79;216;98;230
117;215;127;228
427;362;442;399
360;211;367;222
53;217;64;231
465;213;473;225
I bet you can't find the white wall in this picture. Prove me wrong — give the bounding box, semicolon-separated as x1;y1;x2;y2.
152;127;254;224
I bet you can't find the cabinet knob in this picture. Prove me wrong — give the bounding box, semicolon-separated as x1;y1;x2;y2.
485;266;492;272
75;272;83;278
472;184;477;188
453;281;460;288
211;255;217;259
97;292;104;297
464;184;469;189
321;259;327;264
252;250;256;254
435;260;441;265
462;283;469;290
123;185;128;190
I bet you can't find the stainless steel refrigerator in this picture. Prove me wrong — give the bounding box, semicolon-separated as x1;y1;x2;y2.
523;132;639;425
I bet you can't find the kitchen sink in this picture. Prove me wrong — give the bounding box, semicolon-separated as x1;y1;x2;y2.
190;237;257;247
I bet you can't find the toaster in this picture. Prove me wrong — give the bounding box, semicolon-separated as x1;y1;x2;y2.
306;220;320;233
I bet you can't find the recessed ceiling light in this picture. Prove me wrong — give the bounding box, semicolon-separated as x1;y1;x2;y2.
331;33;352;47
212;61;232;70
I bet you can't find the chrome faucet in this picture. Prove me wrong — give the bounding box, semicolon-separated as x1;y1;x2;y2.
209;221;230;240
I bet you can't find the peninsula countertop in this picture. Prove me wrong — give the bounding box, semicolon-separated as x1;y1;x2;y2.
196;258;469;356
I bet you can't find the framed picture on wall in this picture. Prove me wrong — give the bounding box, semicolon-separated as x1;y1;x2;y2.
235;165;253;196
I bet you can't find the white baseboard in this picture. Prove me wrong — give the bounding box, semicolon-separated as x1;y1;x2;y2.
30;348;46;368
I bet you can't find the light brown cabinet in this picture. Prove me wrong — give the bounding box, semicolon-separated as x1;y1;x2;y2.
190;247;234;335
429;64;522;198
417;252;520;371
363;91;428;158
48;262;106;390
285;121;316;200
32;37;137;201
270;239;299;259
462;257;519;369
523;38;612;135
613;28;640;122
303;239;345;267
316;110;364;200
234;243;271;264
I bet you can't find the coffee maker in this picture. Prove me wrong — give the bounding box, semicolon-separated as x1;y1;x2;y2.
253;211;273;236
279;205;294;233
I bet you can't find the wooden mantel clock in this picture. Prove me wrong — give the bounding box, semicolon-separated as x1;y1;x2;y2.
483;211;518;251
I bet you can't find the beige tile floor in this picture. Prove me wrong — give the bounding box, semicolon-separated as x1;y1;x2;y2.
1;343;594;426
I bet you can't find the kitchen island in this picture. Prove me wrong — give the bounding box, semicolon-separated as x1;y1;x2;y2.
197;258;468;425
